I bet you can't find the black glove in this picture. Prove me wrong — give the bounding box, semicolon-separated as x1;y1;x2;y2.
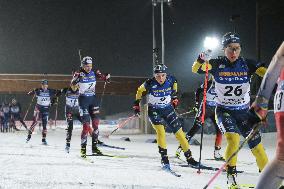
197;53;206;63
247;108;262;127
133;100;140;116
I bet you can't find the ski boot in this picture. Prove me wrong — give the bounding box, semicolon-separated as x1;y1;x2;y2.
184;149;199;166
97;139;104;145
26;134;31;143
214;146;225;161
65;143;70;153
92;144;102;155
42;138;48;145
159;147;170;169
175;146;182;158
81;147;86;158
227;166;240;189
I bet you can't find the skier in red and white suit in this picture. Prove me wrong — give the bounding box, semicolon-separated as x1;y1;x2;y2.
252;42;284;189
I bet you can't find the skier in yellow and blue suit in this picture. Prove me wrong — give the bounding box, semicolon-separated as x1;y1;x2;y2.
133;64;199;170
192;32;268;188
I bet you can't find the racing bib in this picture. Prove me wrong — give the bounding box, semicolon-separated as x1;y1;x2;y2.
148;94;171;107
37;96;51;106
215;82;250;108
79;81;96;95
206;87;217;106
66;96;79;107
10;106;20;113
274;89;284;113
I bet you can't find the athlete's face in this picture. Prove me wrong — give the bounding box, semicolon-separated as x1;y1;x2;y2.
154;73;167;84
41;84;48;90
224;43;241;63
83;63;92;73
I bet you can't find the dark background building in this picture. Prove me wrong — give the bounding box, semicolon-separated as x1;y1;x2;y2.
0;0;283;118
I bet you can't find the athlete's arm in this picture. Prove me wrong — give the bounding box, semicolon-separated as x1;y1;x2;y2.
71;70;81;85
95;69;111;82
133;80;149;116
135;81;148;102
171;77;178;109
252;42;284;120
192;54;218;74
258;42;284;99
27;88;37;95
195;85;203;106
57;87;68;97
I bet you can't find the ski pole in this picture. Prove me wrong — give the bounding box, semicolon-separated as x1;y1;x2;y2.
78;49;82;62
202;122;263;189
23;94;35;121
54;97;59;128
100;81;107;108
198;50;211;173
105;115;136;138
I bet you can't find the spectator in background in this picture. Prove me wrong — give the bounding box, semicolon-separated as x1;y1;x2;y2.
10;98;27;130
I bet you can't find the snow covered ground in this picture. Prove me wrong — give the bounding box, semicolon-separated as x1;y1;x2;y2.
0;125;277;189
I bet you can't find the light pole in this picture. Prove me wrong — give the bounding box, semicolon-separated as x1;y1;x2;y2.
152;2;158;72
152;0;172;66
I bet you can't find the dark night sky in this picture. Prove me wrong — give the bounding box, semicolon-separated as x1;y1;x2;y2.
0;0;283;116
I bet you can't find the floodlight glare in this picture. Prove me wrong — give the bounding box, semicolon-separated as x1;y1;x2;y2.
203;36;219;50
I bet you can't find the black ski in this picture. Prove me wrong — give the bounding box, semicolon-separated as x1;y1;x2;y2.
179;163;219;171
204;158;225;162
98;143;125;150
86;153;127;158
179;164;244;173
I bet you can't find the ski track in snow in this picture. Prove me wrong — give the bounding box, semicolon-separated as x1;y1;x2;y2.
0;127;277;189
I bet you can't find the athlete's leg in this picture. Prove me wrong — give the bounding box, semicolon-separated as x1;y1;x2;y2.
79;96;91;158
90;96;101;154
255;159;284;189
162;106;198;165
186;104;203;140
210;113;223;160
18;115;28;129
65;107;73;151
148;106;170;165
41;109;49;144
26;106;39;142
215;107;240;186
236;110;268;171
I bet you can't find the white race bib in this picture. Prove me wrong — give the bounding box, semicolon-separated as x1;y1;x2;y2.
79;81;96;94
215;82;250;107
37;96;51;106
206;90;216;103
148;94;171;107
274;90;284;113
66;97;79;107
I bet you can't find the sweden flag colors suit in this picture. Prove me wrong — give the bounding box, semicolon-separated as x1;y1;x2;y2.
192;56;268;173
135;71;198;167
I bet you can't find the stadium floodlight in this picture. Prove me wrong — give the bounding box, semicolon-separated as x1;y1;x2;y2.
203;36;219;50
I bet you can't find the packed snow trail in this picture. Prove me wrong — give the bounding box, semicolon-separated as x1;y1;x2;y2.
0;128;276;189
